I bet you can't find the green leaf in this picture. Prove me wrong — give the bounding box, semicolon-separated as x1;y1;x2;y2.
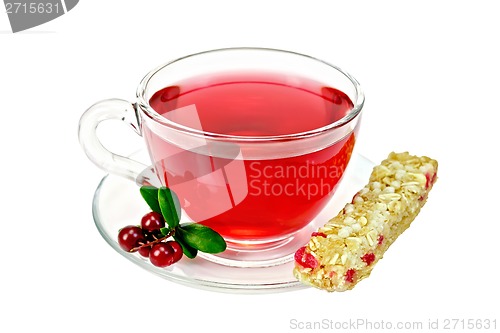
173;235;198;259
140;186;161;213
158;187;181;228
159;227;170;236
176;223;226;254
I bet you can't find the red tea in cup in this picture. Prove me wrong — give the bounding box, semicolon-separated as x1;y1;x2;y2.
144;71;359;244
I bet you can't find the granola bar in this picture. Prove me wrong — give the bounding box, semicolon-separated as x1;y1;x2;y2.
293;152;438;291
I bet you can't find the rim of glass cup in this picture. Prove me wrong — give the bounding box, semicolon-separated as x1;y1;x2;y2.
136;47;364;142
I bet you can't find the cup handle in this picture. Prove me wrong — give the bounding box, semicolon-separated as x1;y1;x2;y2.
78;99;147;182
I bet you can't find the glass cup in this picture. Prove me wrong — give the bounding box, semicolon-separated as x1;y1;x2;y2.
78;47;364;267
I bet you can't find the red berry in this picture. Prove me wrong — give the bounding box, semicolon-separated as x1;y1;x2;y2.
149;243;175;267
167;241;183;263
141;212;165;232
294;246;318;269
118;226;145;252
361;253;376;266
377;234;384;246
138;246;151;258
345;269;356;283
311;232;327;238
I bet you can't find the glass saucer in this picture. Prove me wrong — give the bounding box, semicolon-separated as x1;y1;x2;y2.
92;152;374;293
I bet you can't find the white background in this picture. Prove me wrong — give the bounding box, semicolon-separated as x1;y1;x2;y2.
1;1;499;332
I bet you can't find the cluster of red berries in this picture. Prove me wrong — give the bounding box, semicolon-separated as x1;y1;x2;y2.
118;212;183;267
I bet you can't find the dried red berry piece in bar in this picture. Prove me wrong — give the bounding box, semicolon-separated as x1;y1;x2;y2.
294;246;318;269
